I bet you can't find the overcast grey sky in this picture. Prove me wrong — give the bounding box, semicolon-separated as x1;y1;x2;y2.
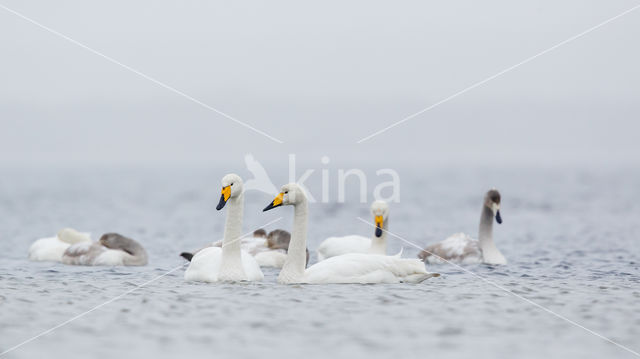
1;0;639;168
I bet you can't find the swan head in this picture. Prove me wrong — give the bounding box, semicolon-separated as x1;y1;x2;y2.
253;229;267;238
99;233;141;255
484;189;502;224
263;183;305;211
217;173;243;210
57;228;91;244
371;200;389;237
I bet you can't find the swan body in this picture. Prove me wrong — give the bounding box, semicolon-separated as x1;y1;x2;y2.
264;184;439;284
254;250;288;268
316;235;370;261
62;242;127;266
184;246;263;282
28;228;91;262
302;252;438;284
419;233;483;264
420;189;506;265
184;174;264;282
61;233;148;266
317;201;390;261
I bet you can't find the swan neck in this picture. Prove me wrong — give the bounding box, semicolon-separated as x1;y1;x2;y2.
478;204;506;264
278;200;308;283
221;193;244;263
478;205;494;247
369;219;387;254
122;242;148;265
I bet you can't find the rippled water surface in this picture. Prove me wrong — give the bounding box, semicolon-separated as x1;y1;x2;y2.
1;166;639;359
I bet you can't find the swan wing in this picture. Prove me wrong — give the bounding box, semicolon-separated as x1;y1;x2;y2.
29;237;69;262
303;253;437;284
184;247;223;282
61;242;108;265
420;233;481;264
316;235;371;261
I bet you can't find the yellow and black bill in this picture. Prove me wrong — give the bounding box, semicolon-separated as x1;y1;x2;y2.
263;193;284;212
374;215;383;237
216;185;232;210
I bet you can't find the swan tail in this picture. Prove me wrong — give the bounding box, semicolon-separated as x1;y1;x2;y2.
393;247;404;258
180;252;194;261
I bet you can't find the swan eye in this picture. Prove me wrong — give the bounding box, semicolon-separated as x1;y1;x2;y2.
230;183;234;186
284;191;288;194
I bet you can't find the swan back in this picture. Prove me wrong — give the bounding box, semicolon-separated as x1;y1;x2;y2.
57;228;91;244
302;253;438;284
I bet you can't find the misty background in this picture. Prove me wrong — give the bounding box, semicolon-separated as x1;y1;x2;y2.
1;0;639;170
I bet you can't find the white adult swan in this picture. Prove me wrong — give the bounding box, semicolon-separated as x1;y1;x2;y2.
263;184;439;284
62;233;148;266
419;189;506;265
29;228;91;262
184;174;264;282
316;200;389;261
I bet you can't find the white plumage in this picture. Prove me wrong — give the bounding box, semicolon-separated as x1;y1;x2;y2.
316;235;371;261
28;228;91;262
184;247;264;282
302;252;438;284
317;200;390;261
184;174;264;283
264;184;439;284
254;250;288;268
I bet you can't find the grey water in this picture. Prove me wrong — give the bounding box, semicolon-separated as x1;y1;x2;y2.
0;166;639;359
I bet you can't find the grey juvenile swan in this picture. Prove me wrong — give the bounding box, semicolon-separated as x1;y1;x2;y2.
419;189;506;265
62;233;148;266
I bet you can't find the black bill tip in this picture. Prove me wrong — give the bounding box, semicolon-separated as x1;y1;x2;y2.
216;194;227;210
495;210;503;224
180;252;194;261
375;226;383;237
263;202;278;212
